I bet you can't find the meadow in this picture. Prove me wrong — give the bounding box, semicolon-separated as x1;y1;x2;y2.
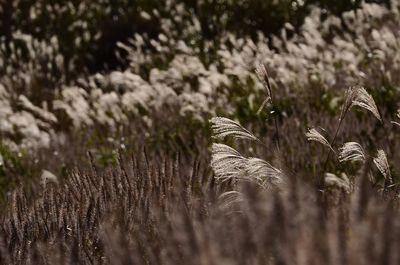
1;0;400;264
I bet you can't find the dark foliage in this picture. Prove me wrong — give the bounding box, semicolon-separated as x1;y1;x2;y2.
0;0;386;75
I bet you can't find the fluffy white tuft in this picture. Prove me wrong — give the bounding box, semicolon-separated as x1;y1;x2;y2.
211;143;282;186
245;157;283;187
211;143;247;182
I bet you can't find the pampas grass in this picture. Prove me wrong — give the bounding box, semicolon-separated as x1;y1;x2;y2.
338;142;366;162
341;86;382;122
211;143;247;182
244;157;283;187
210;143;282;186
306;127;334;152
373;149;391;181
210;117;261;143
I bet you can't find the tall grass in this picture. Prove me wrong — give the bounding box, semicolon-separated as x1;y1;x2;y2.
1;151;400;264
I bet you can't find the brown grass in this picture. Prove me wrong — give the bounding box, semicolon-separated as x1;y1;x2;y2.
0;151;400;264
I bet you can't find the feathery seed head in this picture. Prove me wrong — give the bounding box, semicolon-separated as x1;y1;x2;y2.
305;128;334;151
255;63;272;100
338;142;366;162
245;157;283;187
210;117;261;142
341;86;381;122
373;149;391;181
211;143;246;182
211;143;282;186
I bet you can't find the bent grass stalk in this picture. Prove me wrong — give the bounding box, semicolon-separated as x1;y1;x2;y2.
255;63;281;151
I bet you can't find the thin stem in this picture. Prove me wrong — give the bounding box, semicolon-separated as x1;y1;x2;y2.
320;117;344;189
264;71;281;151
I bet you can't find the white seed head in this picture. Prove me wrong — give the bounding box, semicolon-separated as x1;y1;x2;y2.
245;157;283;187
306;128;334;151
338;142;366;162
211;143;246;182
373;149;391;181
210;117;260;142
341;86;381;122
211;143;282;187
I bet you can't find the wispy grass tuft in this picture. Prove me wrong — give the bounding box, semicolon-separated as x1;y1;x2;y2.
211;143;247;182
338;142;366;163
373;149;391;181
341;86;382;122
210;117;261;143
306;127;334;152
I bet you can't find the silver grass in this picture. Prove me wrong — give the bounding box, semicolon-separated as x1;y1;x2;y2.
245;158;283;186
211;143;247;182
210;117;261;142
255;63;272;100
305;128;334;151
255;63;281;149
341;86;381;122
325;173;351;192
211;143;282;186
338;142;366;162
373;149;392;181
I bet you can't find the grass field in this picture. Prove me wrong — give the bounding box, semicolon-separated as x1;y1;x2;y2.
1;1;400;264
